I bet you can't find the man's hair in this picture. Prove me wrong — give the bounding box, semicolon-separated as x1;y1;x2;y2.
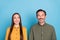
36;9;46;16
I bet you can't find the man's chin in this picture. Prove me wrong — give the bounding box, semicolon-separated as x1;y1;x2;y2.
39;20;44;23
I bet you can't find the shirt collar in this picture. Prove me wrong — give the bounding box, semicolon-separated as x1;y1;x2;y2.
38;22;47;27
13;26;20;29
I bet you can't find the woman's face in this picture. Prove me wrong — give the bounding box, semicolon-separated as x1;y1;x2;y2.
13;14;20;25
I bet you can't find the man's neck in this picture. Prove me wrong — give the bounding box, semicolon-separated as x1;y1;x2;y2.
39;22;45;26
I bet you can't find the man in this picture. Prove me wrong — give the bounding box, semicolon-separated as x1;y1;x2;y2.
29;9;56;40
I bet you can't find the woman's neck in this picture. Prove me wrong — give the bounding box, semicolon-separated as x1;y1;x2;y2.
14;24;19;28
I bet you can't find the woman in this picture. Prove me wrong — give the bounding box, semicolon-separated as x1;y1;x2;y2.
5;13;27;40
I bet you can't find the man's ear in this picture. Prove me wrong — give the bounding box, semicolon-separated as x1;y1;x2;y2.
45;16;46;19
36;16;38;19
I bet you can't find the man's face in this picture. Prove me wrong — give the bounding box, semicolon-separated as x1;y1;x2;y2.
37;11;46;23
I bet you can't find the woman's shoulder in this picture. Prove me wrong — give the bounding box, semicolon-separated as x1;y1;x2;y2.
22;26;27;35
6;27;10;32
22;26;27;31
5;27;11;34
22;26;26;29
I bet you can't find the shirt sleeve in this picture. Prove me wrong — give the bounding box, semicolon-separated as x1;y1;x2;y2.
29;27;34;40
23;27;27;40
52;27;56;40
5;27;10;40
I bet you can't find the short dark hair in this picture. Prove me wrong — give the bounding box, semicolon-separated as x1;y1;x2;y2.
36;9;46;16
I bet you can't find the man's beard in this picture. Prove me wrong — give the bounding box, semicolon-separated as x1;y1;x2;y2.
38;18;44;20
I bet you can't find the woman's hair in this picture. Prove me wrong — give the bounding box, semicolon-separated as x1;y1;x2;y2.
8;13;23;40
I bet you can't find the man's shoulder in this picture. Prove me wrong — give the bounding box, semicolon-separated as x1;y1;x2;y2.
46;23;55;30
32;23;38;26
46;23;53;26
31;23;39;29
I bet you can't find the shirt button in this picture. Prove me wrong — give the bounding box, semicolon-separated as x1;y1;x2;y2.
16;29;17;31
16;33;17;35
42;31;43;40
16;37;17;40
42;31;43;34
42;37;43;40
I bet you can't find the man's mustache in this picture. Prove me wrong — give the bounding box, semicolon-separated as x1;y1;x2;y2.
38;18;44;20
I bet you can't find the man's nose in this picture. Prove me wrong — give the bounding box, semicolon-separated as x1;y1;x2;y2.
39;15;42;18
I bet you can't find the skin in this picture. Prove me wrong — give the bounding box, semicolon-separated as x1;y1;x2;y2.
13;14;20;28
37;11;46;26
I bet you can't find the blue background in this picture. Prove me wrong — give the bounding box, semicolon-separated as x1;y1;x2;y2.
0;0;60;40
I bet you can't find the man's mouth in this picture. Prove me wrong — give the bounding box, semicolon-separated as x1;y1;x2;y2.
39;18;43;20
